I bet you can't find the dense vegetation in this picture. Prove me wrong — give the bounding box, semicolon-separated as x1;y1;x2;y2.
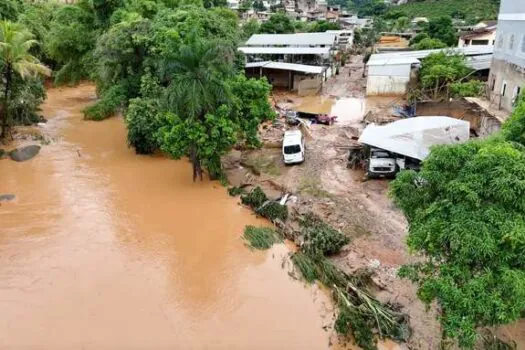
0;0;276;181
391;95;525;347
387;0;499;23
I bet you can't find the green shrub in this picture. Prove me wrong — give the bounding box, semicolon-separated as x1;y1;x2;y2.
227;186;244;196
84;85;126;121
125;97;164;154
256;201;288;222
241;186;268;208
450;80;485;98
301;214;350;257
242;225;281;250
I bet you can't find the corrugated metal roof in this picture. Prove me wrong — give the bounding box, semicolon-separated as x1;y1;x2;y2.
368;46;494;62
368;46;493;71
245;33;336;46
367;57;420;66
465;54;493;71
238;46;331;55
245;61;325;74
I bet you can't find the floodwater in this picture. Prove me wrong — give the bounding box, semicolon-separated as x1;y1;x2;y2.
0;84;335;349
295;96;367;125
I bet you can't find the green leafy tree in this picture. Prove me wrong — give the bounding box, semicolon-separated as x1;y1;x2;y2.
0;0;22;21
427;16;457;47
450;80;485;98
0;20;50;138
419;52;472;99
409;32;429;46
18;2;59;64
125;72;165;154
227;74;275;147
413;37;447;50
253;0;266;11
393;16;410;32
259;12;295;34
87;17;152;119
242;19;260;40
158;34;234;180
158;106;238;180
391;127;525;347
45;2;97;84
92;0;124;28
308;20;341;33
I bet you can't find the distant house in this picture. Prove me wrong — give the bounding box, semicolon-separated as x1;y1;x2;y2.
339;15;372;30
239;33;338;94
488;0;525;113
326;30;354;50
411;17;429;25
458;21;497;48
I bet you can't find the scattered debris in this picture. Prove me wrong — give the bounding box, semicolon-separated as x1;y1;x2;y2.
9;145;41;162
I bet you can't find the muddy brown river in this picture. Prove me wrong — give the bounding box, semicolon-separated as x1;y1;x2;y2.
0;84;336;349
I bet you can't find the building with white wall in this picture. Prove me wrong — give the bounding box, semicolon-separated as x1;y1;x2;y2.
458;22;497;48
488;0;525;113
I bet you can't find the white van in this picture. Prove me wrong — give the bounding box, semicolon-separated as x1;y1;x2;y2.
283;130;305;164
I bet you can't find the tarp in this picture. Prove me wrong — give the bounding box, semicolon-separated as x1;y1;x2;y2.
358;116;470;160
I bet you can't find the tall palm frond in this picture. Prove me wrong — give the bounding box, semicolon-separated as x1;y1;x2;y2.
0;20;51;78
160;31;234;119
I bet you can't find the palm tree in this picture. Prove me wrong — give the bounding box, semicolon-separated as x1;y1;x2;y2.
0;20;51;138
161;33;234;181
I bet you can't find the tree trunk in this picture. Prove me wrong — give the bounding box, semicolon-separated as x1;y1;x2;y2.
1;65;12;139
189;142;203;182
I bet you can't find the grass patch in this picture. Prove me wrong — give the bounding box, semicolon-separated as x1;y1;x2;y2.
243;226;282;250
244;153;281;176
291;251;319;283
299;177;334;199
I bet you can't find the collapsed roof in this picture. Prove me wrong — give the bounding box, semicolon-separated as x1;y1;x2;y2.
358;117;470;160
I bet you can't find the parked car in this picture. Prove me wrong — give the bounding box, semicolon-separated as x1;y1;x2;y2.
282;129;305;164
285;110;300;126
366;148;397;178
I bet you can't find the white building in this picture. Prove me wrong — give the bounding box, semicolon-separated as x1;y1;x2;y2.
488;0;525;112
326;30;354;50
366;46;494;96
458;21;497;48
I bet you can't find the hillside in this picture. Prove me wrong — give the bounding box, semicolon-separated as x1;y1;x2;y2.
390;0;500;22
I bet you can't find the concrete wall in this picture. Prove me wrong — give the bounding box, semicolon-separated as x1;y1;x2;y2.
488;58;525;112
295;76;323;96
366;75;410;96
416;99;502;137
368;63;412;77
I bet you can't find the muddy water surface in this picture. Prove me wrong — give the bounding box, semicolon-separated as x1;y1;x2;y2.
0;84;334;349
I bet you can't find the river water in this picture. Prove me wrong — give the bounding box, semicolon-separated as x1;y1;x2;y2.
0;84;335;349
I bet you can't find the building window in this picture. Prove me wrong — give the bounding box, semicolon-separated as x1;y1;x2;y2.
521;36;525;53
502;82;507;97
509;34;516;51
472;39;489;45
490;75;496;91
497;34;504;50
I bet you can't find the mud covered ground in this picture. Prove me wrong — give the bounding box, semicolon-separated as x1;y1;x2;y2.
224;55;525;349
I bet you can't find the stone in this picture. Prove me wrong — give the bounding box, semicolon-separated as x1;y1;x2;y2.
0;194;15;202
10;145;41;162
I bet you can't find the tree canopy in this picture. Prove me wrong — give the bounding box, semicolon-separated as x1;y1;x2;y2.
391;93;525;348
259;12;295;34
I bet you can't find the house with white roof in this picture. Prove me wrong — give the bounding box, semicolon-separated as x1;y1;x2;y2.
239;33;338;95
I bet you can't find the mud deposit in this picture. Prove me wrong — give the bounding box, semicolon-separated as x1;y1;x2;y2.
0;84;336;349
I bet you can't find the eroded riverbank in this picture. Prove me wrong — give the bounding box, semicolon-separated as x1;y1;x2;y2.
0;84;338;349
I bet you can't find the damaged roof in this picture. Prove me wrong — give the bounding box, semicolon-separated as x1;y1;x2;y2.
244;33;336;47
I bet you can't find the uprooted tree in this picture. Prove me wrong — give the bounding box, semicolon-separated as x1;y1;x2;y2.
390;97;525;348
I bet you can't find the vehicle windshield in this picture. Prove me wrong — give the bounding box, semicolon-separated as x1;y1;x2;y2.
284;145;301;154
371;151;391;158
